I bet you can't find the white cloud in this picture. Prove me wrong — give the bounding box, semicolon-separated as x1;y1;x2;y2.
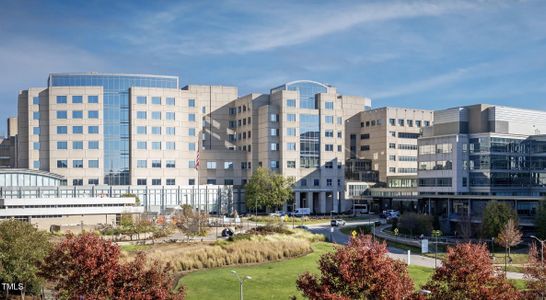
121;1;478;55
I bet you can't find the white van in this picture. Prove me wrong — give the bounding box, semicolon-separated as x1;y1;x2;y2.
293;208;311;217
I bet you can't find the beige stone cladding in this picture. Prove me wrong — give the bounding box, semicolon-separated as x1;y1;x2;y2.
356;107;434;183
129;87;195;186
47;86;104;185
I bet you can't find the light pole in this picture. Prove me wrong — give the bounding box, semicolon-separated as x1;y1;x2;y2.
432;230;442;268
231;270;251;300
530;235;545;267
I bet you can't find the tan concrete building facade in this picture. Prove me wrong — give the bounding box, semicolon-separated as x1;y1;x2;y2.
350;107;434;186
16;74;371;213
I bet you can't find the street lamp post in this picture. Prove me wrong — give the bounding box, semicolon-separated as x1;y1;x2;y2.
231;270;252;300
432;230;442;269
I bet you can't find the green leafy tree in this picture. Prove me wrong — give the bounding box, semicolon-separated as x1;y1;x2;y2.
0;219;51;295
397;212;433;236
481;201;518;238
245;167;295;211
535;201;546;239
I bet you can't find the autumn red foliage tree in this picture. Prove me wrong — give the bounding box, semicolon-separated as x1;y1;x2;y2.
524;242;546;299
421;243;521;300
40;232;184;299
296;235;414;300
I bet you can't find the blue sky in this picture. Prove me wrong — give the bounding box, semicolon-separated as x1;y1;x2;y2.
1;0;546;134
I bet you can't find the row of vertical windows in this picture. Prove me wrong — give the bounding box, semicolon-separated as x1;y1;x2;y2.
56;126;99;134
56;159;99;168
135;111;180;120
135;141;178;150
56;110;99;119
388;118;430;127
137;178;177;186
300;178;342;187
135;96;179;106
56;141;99;150
56;95;99;104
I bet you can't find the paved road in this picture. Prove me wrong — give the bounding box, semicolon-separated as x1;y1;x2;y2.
306;221;525;280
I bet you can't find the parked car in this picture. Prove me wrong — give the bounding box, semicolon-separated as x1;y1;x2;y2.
293;208;311;217
380;210;400;219
269;211;286;217
330;219;346;227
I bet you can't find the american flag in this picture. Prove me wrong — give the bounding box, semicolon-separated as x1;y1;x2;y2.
195;149;200;170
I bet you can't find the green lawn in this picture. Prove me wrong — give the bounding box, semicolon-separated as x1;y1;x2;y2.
178;242;433;299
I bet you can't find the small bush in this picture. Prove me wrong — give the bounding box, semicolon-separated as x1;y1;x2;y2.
246;224;293;235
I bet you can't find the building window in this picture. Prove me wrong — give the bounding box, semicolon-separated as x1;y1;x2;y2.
137;160;147;168
72;179;83;186
207;179;217;185
287;99;296;107
325;130;334;137
300;179;307;186
33;127;40;135
207;161;217;169
287;114;296;122
88;95;99;103
72;110;83;119
150;126;161;135
326;179;333;186
287;161;296;168
389;118;395;126
56;111;67;119
337;145;342;152
270;160;279;169
137;179;147;186
151;97;161;105
137;141;147;149
166;97;175;106
166;127;176;135
152;111;161;120
56;126;67;134
57;160;67;168
389;143;396;149
73;160;84;168
424;121;431;127
137;126;147;134
287;143;296;151
397;119;404;126
87;110;99;119
88;126;99;134
270;143;279;151
325;162;333;168
389;155;396;161
202;106;207;114
325;116;334;124
89;160;99;168
325;101;334;109
88;179;99;185
166;112;176;120
415;120;422;127
166;179;176;185
152;179;161;186
407;120;413;127
33;96;40;105
57;141;67;150
152;160;161;168
73;141;83;149
325;144;334;151
33;112;40;120
360;133;370;139
287;128;296;136
398;132;420;139
337;117;342;124
166;160;176;168
360;145;370;151
56;96;67;104
137;111;147;119
188;113;196;122
136;96;147;104
188;99;196;107
152;142;161;150
270;114;279;122
270;128;278;136
224;161;233;169
73;126;83;134
33;142;40;150
88;141;99;149
33;160;40;169
72;96;83;103
189;143;196;151
389;167;396;173
166;141;176;150
188;160;195;168
313;179;320;186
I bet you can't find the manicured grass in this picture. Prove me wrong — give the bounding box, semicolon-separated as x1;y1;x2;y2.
120;244;151;252
178;242;434;299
